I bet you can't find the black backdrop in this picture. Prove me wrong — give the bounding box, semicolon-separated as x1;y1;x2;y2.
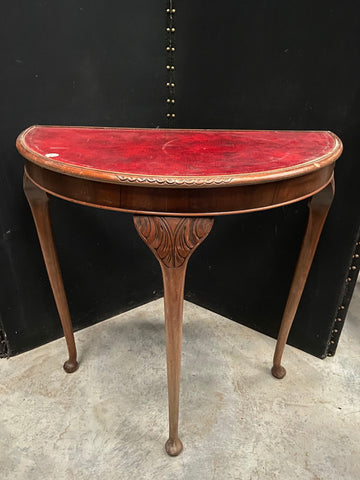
177;1;360;358
0;0;165;355
0;1;359;359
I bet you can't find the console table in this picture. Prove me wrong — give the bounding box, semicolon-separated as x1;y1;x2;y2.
17;126;342;456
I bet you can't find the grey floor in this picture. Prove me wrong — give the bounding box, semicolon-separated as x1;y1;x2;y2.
1;286;359;480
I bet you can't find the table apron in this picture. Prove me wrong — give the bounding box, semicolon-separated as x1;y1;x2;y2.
25;161;334;216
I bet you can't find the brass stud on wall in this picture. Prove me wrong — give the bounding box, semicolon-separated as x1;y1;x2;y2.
165;0;176;127
327;235;360;357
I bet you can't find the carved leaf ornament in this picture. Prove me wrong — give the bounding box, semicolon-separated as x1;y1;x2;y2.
134;216;214;268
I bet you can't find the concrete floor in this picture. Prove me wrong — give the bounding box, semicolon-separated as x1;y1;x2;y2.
1;286;359;480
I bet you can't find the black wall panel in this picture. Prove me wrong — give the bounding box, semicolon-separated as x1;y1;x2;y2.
0;1;165;355
176;1;360;357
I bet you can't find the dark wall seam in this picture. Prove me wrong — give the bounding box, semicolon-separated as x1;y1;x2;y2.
326;228;360;356
165;0;176;127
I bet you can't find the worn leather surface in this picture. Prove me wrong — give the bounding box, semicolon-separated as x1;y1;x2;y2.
23;126;337;177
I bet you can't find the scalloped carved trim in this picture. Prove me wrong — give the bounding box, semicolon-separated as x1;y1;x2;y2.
134;215;213;268
117;174;233;186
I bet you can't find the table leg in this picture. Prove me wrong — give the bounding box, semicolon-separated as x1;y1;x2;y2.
134;215;214;456
23;173;78;373
272;178;335;379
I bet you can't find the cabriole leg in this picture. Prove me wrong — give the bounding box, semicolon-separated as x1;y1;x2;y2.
272;179;335;379
134;215;213;456
23;172;78;373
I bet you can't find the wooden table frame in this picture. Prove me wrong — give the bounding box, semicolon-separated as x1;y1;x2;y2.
18;127;342;456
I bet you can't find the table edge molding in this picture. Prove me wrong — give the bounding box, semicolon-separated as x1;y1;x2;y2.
17;126;343;189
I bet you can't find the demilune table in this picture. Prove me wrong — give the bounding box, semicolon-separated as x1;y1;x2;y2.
17;126;342;456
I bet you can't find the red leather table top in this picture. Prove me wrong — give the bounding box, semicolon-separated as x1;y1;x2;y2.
18;126;341;187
